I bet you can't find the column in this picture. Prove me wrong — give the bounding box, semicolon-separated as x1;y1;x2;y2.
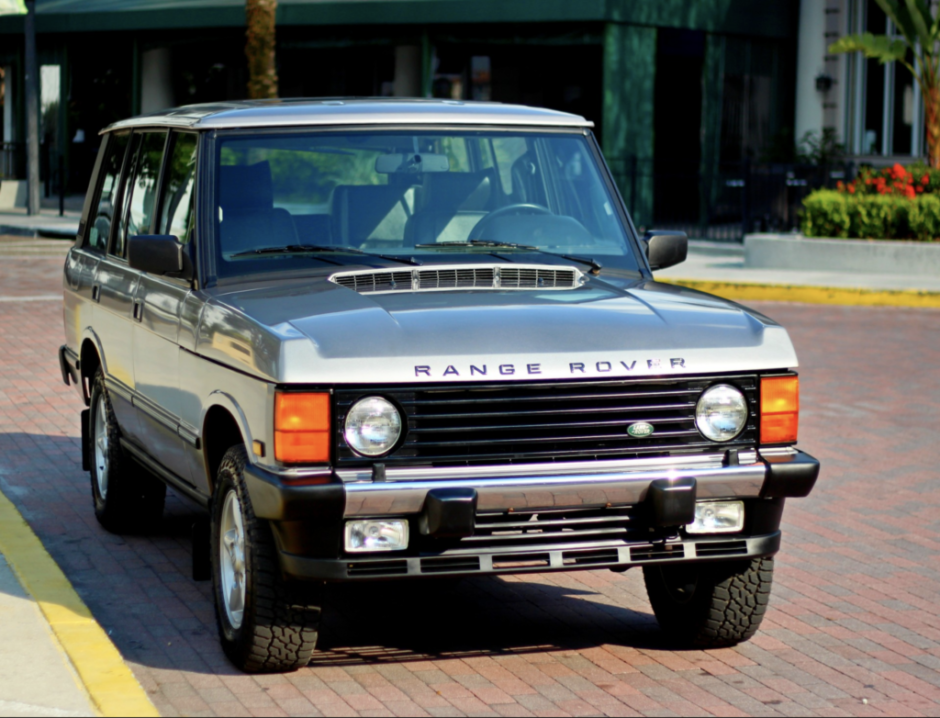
795;0;827;143
141;47;174;114
393;45;421;98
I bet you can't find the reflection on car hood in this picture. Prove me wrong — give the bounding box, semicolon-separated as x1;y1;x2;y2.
198;272;798;384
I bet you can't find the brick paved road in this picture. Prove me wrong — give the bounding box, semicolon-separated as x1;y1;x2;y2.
1;251;939;717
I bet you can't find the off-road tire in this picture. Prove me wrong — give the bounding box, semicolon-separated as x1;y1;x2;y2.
88;369;166;532
643;557;774;648
211;445;321;673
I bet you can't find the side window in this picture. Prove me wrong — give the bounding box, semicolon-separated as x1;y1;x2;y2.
85;132;129;252
159;133;198;244
113;131;167;258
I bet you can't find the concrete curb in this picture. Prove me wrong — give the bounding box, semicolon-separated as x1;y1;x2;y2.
661;277;940;308
744;233;940;277
0;490;159;717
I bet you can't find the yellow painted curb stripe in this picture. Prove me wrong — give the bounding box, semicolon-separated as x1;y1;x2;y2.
0;490;159;718
660;278;940;308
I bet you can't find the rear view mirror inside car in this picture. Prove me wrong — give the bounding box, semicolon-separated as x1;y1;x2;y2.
375;152;450;174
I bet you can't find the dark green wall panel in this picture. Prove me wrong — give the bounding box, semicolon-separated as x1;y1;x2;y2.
602;22;656;228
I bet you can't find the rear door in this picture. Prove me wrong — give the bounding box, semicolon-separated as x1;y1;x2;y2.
132;131;198;480
64;132;130;366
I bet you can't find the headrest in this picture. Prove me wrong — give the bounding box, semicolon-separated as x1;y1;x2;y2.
219;161;274;213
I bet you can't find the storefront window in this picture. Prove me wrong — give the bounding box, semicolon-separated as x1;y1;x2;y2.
847;0;923;157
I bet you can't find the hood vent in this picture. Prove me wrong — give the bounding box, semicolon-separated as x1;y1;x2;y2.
330;264;586;295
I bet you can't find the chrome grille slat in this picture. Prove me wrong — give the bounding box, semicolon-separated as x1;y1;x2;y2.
397;389;703;406
455;506;648;550
408;404;696;420
330;264;583;294
406;416;693;434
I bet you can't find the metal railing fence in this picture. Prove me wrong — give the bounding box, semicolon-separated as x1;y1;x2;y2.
608;156;853;242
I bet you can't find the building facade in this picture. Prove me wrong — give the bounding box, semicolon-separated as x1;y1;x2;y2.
796;0;927;165
1;0;799;229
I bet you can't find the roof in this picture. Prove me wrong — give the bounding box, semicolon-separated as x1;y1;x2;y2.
102;98;594;133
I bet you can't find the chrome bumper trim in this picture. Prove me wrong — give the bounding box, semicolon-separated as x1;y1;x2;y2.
335;451;757;484
342;460;766;517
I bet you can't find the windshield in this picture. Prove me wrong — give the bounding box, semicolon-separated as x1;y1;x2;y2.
210;130;640;280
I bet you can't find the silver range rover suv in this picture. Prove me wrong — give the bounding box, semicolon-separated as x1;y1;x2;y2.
59;99;819;673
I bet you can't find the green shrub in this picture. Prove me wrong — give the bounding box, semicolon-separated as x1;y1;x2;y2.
801;190;850;238
907;194;940;241
801;190;940;241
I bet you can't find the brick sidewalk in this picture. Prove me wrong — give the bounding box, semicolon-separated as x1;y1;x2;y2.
0;259;938;716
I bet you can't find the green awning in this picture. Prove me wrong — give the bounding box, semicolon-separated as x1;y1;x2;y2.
0;0;797;38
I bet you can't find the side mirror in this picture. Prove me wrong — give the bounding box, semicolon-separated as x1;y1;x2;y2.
643;230;688;271
128;234;192;279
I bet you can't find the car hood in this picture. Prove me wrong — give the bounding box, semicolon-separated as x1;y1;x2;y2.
198;272;798;384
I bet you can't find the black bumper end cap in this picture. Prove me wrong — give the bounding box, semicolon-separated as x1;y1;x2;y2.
242;461;345;522
420;487;477;538
761;450;820;498
648;477;696;527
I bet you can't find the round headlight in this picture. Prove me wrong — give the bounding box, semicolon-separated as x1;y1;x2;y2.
344;396;402;457
695;384;748;442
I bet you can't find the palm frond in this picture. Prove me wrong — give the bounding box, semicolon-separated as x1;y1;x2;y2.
902;0;934;49
828;33;908;65
875;0;921;48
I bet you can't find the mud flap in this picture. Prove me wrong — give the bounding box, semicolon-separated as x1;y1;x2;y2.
80;409;90;472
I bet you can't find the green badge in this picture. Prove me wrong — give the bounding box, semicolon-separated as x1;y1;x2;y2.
627;422;654;438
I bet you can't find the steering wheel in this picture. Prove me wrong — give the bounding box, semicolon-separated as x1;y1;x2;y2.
469;203;552;240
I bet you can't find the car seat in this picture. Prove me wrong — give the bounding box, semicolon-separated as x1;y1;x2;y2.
218;161;298;257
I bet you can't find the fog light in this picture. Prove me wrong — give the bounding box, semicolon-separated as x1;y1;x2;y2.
686;501;744;534
344;519;409;552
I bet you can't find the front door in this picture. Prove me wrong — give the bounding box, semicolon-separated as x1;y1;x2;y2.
132;132;199;482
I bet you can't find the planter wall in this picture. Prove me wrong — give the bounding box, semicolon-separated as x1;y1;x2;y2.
744;234;940;277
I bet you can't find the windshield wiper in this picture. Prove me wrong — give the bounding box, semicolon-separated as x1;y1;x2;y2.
231;244;419;266
414;239;602;275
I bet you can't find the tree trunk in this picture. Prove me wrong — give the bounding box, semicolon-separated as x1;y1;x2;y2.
246;0;278;100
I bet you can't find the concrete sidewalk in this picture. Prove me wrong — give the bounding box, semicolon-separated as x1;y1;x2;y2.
0;555;97;717
659;240;940;292
0;197;82;239
657;240;940;307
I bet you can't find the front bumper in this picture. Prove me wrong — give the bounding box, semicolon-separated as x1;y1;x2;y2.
243;448;818;581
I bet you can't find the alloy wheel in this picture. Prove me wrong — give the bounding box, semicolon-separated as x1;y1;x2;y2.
93;395;110;500
220;490;247;630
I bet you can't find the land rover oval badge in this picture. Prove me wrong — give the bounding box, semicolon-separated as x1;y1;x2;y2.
627;421;654;438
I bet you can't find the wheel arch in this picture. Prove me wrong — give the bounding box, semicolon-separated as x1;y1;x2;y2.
202;393;253;495
79;330;106;405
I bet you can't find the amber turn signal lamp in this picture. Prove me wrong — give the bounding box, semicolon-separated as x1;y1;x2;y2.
760;376;799;444
274;392;330;464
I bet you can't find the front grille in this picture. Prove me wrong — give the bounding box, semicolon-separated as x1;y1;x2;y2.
329;264;583;294
464;505;647;550
333;375;758;467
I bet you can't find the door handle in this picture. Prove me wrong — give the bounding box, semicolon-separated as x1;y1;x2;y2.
133;299;143;322
91;284;100;302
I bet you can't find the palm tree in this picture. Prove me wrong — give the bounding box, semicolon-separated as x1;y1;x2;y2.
246;0;278;99
830;0;940;167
